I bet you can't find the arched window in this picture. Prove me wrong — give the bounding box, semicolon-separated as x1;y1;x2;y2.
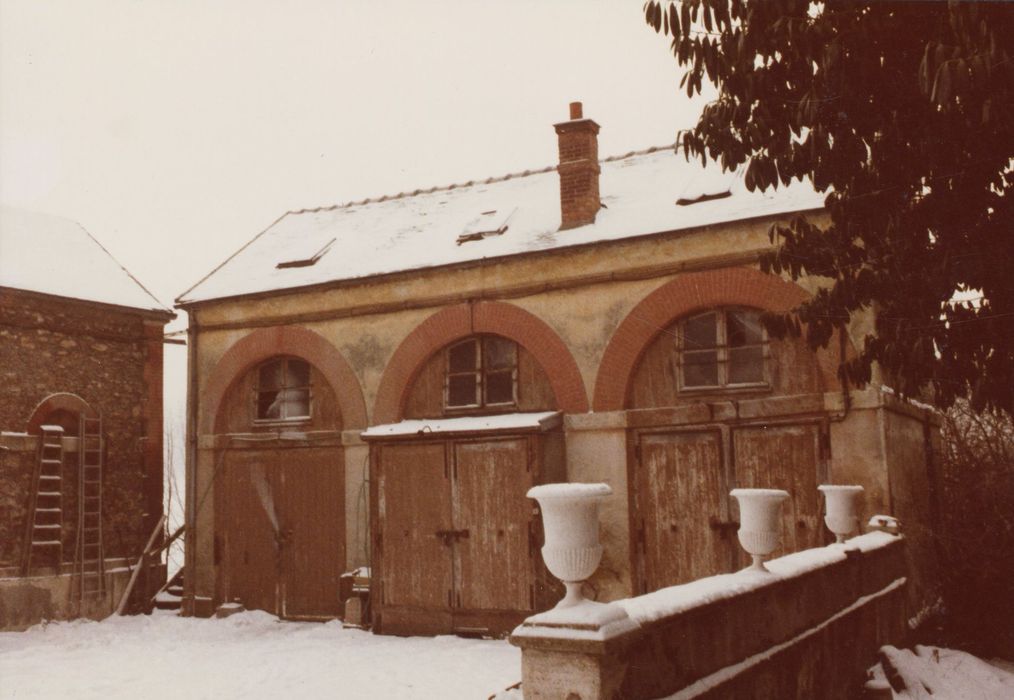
255;357;311;421
678;308;767;390
445;336;518;409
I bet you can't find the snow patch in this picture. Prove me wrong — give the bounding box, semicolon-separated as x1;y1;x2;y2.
0;611;519;700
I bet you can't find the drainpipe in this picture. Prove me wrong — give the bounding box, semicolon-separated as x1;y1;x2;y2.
183;310;199;615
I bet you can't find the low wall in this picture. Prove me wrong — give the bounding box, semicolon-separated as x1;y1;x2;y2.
0;559;164;631
511;532;908;700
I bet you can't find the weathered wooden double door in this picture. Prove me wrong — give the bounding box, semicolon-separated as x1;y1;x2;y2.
216;446;345;620
372;435;547;636
634;422;827;593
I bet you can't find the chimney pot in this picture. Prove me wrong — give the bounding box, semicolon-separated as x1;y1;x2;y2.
569;101;583;120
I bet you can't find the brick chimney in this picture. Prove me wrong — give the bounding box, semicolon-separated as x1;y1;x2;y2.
554;101;601;230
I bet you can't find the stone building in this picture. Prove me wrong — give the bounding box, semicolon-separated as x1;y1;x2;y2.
176;104;939;634
0;207;174;629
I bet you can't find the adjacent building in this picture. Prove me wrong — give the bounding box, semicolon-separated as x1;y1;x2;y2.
0;207;174;629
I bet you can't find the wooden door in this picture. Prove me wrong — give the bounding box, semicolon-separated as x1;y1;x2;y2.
452;438;533;617
635;429;731;592
732;423;824;561
279;447;344;620
217;450;281;614
375;442;453;630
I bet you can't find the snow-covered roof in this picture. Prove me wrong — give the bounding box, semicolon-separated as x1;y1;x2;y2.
177;147;825;305
361;411;561;438
0;207;172;315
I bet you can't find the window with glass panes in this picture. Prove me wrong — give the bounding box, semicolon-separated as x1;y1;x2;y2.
445;336;518;409
255;357;312;421
678;309;767;389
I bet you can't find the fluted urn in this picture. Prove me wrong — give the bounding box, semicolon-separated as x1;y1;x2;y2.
527;482;612;608
819;484;865;543
730;488;790;572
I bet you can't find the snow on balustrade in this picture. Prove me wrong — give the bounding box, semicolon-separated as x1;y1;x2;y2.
618;530;898;626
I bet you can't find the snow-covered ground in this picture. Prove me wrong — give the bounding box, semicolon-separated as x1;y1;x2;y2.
0;611;520;699
868;645;1014;699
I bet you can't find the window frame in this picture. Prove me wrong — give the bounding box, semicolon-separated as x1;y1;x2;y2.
676;308;770;393
252;356;313;425
443;336;519;412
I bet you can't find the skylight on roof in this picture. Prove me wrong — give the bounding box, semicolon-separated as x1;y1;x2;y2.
456;207;516;245
675;165;740;206
276;237;336;269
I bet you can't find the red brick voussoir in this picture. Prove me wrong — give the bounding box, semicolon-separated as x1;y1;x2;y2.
373;301;589;425
201;325;368;434
593;267;844;411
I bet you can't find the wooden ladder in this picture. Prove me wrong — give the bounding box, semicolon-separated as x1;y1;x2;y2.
22;425;66;575
76;416;105;599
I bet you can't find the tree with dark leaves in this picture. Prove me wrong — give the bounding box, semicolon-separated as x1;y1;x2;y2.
645;0;1013;413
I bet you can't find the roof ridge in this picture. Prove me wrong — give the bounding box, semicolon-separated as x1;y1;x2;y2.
287;143;677;216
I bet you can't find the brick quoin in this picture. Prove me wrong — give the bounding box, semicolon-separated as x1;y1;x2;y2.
200;325;367;434
593;267;851;411
372;301;589;425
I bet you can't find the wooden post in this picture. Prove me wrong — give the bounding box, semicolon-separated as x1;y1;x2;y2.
117;513;165;615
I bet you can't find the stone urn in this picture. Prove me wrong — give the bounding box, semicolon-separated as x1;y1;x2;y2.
527;482;612;608
730;488;790;572
819;484;865;543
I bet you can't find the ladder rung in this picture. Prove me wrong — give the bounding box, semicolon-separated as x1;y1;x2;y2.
36;508;61;513
33;540;61;546
40;459;62;465
39;474;61;480
39;491;61;497
34;524;60;530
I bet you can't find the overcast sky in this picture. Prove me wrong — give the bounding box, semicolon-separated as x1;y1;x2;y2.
0;0;712;309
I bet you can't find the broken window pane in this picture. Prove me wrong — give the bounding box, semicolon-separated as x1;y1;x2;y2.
259;360;284;392
484;336;516;371
728;310;763;347
256;357;311;421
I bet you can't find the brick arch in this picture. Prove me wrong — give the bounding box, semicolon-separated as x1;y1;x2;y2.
373;301;589;425
593;267;846;411
200;325;367;434
26;393;98;434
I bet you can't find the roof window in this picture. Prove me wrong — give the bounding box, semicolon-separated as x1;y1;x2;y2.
276;237;336;269
456;208;516;245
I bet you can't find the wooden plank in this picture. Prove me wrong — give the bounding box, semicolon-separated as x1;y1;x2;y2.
732;423;824;562
376;442;452;610
637;429;730;592
452;437;533;614
280;447;345;619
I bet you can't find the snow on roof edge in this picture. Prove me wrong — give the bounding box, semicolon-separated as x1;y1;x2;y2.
76;223;174;315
